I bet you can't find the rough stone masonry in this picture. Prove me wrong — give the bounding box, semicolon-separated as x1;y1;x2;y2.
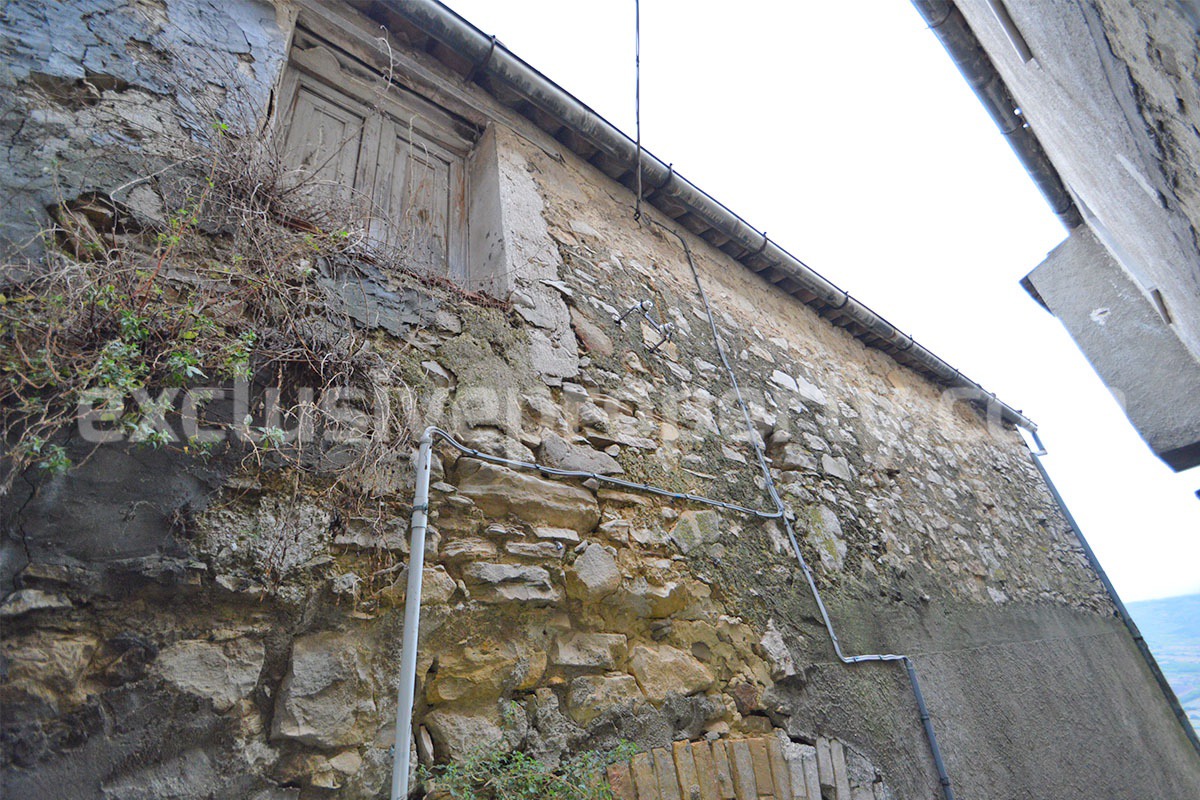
2;2;1198;799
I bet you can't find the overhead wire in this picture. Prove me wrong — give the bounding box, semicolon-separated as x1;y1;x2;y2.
633;0;643;221
652;219;956;799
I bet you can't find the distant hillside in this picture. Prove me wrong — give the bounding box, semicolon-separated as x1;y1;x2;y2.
1127;593;1200;734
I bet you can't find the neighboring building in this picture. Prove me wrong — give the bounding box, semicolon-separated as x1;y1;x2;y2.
913;0;1200;471
2;2;1199;799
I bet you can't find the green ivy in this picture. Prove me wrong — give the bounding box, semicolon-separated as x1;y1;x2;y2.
419;741;638;800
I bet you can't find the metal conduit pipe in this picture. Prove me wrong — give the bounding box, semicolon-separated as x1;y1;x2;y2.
389;424;955;799
390;430;434;800
664;223;957;800
1023;432;1200;757
389;424;796;798
379;0;1038;432
391;224;959;798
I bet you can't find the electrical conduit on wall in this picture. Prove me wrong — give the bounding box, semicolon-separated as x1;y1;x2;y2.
389;221;961;799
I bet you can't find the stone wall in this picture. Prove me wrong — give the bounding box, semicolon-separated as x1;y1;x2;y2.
3;2;1199;799
0;0;291;259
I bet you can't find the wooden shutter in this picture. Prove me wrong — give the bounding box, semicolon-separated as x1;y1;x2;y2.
374;119;467;279
277;35;472;279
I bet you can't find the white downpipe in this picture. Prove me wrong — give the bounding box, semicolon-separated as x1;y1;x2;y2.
390;428;435;800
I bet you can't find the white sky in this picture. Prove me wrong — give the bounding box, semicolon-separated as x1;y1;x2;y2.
443;0;1200;602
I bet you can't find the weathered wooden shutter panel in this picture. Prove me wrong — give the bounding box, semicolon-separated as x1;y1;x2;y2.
280;83;369;206
375;123;464;277
279;35;470;279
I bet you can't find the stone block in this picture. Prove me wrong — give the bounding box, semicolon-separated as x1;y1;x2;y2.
831;739;851;800
674;741;701;800
629;644;715;704
759;619;798;680
815;738;835;792
607;762;638;800
426;640;544;704
461;562;561;605
539;430;623;474
654;746;682;800
748;738;773;796
423;708;503;761
440;536;498;561
457;460;599;533
632;752;659;800
729;740;757;800
155;637;264;713
566;543;623;602
671;510;722;554
776;444;817;472
806;506;846;572
821;454;852;482
767;737;791;800
566;673;643;726
379;566;457;607
551;632;629;670
690;740;721;800
801;747;821;800
712;740;736;799
535;526;582;542
506;539;567;559
272;631;376;748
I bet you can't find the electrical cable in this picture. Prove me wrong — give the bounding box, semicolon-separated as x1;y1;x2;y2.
653;219;956;800
428;426;783;520
633;0;643;221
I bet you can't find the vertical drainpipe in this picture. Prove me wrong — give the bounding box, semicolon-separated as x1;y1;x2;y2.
1024;433;1200;756
390;429;435;800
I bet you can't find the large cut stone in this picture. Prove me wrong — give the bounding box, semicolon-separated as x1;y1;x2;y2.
424;708;504;761
629;644;714;704
272;631;377;747
457;461;599;532
806;505;846;572
538;431;624;475
427;640;544;704
670;510;722;554
566;543;622;601
566;673;644;726
759;619;798;679
379;566;458;607
461;562;562;605
777;444;818;472
821;454;852;482
551;632;629;670
155;637;264;713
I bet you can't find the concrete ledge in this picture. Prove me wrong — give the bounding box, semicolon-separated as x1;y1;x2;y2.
1026;225;1200;470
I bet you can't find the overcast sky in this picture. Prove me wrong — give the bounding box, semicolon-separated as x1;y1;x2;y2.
443;0;1200;603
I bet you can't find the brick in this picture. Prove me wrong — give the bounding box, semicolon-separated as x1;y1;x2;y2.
785;748;807;799
766;737;791;800
690;740;721;800
632;752;659;800
711;740;736;799
607;762;637;800
802;747;821;800
830;740;851;800
729;740;758;800
748;738;774;797
674;741;701;800
655;746;682;800
815;737;835;792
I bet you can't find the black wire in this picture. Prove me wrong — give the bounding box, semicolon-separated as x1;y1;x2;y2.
633;0;643;221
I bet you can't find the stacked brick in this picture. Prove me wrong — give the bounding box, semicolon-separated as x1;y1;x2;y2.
606;735;887;800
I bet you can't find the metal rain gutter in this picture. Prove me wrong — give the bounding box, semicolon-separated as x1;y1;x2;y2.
377;0;1038;432
910;0;1083;230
